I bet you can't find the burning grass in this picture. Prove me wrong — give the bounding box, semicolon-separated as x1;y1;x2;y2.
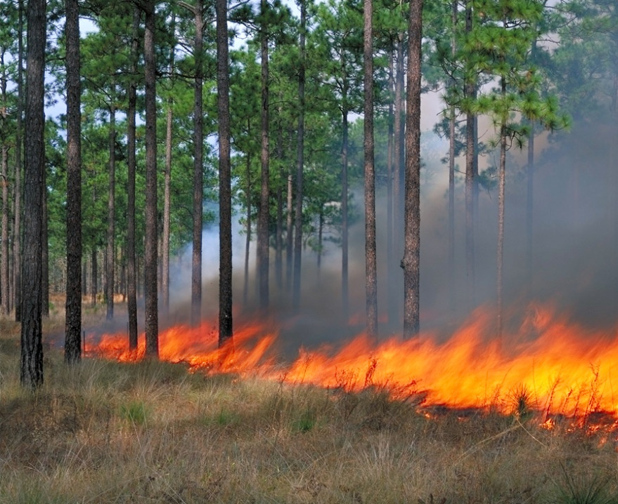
2;313;618;502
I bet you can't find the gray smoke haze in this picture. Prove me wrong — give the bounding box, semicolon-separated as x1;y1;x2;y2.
162;119;617;350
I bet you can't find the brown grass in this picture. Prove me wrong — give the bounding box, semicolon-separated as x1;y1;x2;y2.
1;313;618;503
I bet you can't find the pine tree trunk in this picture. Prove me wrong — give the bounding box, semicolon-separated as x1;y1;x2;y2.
364;0;378;338
286;170;293;292
448;0;457;314
0;61;9;316
402;0;423;339
464;0;476;308
91;248;97;306
258;0;270;312
162;100;172;316
1;143;9;316
496;73;508;339
127;6;140;350
293;0;306;310
275;105;283;291
191;0;204;327
20;0;45;388
42;170;48;317
64;0;82;363
144;0;159;357
217;0;233;343
341;98;349;324
393;35;404;325
106;104;116;320
243;154;251;306
14;0;24;323
387;49;396;328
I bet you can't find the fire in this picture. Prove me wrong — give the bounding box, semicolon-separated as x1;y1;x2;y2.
85;303;618;424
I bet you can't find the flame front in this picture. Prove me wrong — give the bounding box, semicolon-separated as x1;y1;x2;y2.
85;303;618;420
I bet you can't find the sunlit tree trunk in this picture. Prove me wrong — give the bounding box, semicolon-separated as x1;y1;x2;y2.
364;0;377;338
0;60;9;316
402;0;423;339
243;153;252;305
286;170;293;291
387;49;396;328
162;99;172;316
21;0;46;388
497;77;507;339
144;0;159;357
217;0;233;343
341;84;349;323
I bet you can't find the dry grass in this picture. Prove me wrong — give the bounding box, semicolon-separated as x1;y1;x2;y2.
1;314;618;503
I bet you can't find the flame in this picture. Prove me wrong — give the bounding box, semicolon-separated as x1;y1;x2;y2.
84;303;618;424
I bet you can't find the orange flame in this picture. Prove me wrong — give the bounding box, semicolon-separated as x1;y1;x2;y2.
85;303;618;423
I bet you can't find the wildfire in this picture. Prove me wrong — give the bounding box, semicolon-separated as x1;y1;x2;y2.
84;303;618;424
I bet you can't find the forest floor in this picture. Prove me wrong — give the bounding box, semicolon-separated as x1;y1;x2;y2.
1;306;618;503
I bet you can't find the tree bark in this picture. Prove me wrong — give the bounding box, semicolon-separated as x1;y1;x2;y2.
106;104;116;320
42;170;48;317
448;0;457;314
258;0;270;312
64;0;82;363
286;171;293;291
162;99;172;316
20;0;45;388
144;0;159;357
464;0;476;308
341;88;349;324
217;0;233;344
192;0;204;327
497;78;507;339
243;153;251;305
1;60;9;316
14;0;24;323
127;6;140;350
364;0;378;338
402;0;423;339
91;247;97;306
275;104;284;291
387;49;396;328
293;0;306;310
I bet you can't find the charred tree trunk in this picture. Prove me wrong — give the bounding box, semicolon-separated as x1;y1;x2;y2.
21;0;45;388
402;0;423;339
364;0;378;338
106;104;116;320
257;0;270;312
191;0;203;328
293;0;306;310
144;0;159;357
217;0;233;343
127;6;140;350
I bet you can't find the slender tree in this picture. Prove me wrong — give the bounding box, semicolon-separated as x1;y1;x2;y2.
402;0;423;338
127;6;140;350
64;0;82;358
105;102;116;320
364;0;377;338
217;0;233;344
292;0;306;310
258;0;270;311
20;0;45;387
144;0;158;357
